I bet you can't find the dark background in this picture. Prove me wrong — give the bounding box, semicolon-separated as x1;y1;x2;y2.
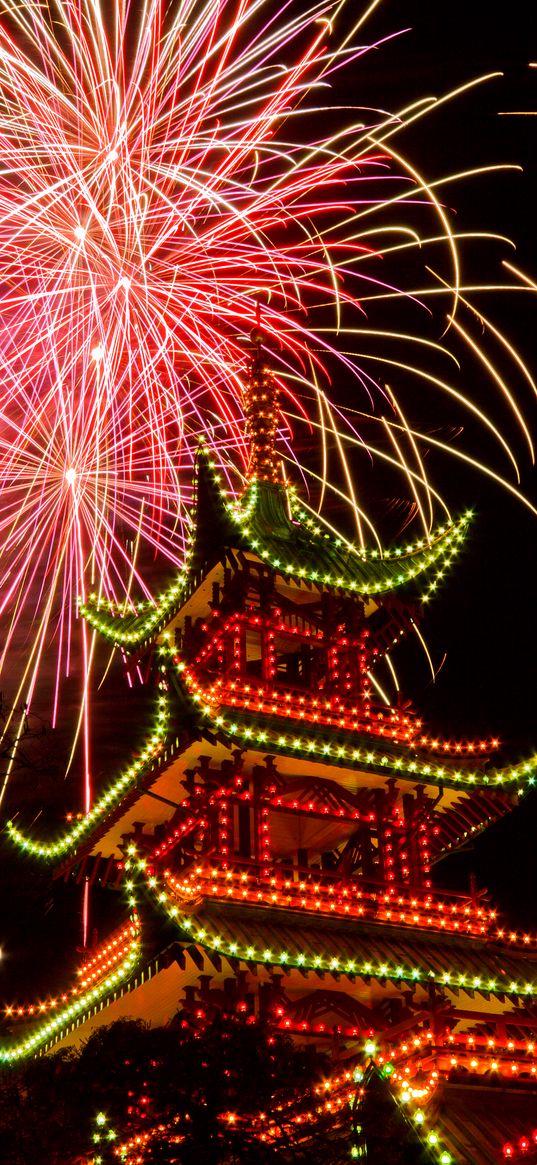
1;0;536;999
354;1;537;916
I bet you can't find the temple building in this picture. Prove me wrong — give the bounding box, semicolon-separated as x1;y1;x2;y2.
4;336;537;1165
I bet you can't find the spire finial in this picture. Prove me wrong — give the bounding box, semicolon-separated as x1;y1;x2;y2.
250;297;265;371
244;299;280;484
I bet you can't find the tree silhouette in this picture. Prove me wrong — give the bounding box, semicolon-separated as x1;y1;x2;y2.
0;1012;352;1164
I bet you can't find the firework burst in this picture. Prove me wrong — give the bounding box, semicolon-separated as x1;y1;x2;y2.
0;0;534;800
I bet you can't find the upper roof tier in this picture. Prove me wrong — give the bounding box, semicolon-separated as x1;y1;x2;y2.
81;445;472;650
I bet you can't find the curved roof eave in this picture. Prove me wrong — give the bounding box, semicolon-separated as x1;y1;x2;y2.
80;448;472;649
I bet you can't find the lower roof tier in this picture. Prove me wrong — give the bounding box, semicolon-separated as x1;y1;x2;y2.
7;688;530;898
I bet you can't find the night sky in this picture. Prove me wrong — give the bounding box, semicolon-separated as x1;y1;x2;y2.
355;0;537;921
1;0;536;999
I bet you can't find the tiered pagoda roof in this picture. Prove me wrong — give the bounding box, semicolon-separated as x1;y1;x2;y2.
81;446;472;650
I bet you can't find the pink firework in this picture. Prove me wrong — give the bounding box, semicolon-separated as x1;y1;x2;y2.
0;0;533;801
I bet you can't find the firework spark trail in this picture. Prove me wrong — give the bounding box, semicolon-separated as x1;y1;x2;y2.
0;0;534;802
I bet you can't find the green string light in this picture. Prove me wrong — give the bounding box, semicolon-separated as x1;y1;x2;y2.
6;695;171;860
143;860;537;1004
79;452;472;648
0;853;142;1064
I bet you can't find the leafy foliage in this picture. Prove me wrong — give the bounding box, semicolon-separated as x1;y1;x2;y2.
0;1011;349;1164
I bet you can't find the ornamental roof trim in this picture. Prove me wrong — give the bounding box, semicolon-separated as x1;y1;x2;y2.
6;672;536;871
80;445;472;649
176;662;537;795
179;899;537;1002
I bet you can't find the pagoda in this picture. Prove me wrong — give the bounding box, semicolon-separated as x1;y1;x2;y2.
4;333;537;1165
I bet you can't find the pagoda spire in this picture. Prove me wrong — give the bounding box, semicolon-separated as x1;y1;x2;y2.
243;301;280;484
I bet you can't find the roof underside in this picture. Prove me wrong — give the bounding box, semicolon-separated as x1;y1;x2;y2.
433;1080;537;1164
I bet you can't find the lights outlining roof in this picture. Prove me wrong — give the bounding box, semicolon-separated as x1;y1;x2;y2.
80;447;472;649
0;855;142;1064
139;858;537;1003
6;695;170;860
6;652;536;868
